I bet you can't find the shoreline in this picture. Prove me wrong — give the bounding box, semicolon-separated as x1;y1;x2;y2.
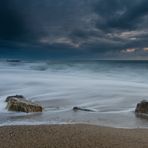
0;122;148;129
0;124;148;148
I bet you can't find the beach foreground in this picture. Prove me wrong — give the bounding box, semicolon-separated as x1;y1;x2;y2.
0;124;148;148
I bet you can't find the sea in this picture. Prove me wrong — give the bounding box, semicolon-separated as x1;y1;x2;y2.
0;60;148;128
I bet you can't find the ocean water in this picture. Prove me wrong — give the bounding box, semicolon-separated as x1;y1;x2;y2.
0;60;148;128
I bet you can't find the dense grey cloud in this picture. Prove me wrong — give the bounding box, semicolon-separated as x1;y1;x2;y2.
94;0;148;30
0;0;148;59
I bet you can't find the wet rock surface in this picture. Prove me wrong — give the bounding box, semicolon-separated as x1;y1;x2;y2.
6;95;26;102
6;95;43;113
135;100;148;114
73;106;96;112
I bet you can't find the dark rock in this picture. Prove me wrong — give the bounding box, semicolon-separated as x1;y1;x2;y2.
73;106;95;112
7;59;21;63
135;100;148;114
6;95;43;113
5;95;26;102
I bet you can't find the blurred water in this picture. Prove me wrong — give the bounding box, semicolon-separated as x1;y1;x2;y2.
0;60;148;128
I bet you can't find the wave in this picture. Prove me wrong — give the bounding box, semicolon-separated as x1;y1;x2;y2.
0;60;148;128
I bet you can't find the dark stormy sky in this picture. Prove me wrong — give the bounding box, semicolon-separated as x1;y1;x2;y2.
0;0;148;60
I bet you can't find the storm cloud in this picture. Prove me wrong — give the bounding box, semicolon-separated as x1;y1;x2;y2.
0;0;148;59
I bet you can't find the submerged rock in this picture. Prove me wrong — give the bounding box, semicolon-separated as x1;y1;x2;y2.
6;95;43;113
73;106;95;112
135;100;148;114
6;59;21;63
6;59;22;66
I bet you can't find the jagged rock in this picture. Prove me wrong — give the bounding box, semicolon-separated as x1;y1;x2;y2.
135;100;148;114
73;106;95;112
6;95;43;113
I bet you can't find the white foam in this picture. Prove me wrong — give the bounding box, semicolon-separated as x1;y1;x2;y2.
0;121;69;127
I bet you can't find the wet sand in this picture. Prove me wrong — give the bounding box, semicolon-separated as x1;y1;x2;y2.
0;124;148;148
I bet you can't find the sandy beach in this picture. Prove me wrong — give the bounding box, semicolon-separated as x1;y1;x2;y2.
0;124;148;148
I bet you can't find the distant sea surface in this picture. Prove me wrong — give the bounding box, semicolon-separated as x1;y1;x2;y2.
0;60;148;128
